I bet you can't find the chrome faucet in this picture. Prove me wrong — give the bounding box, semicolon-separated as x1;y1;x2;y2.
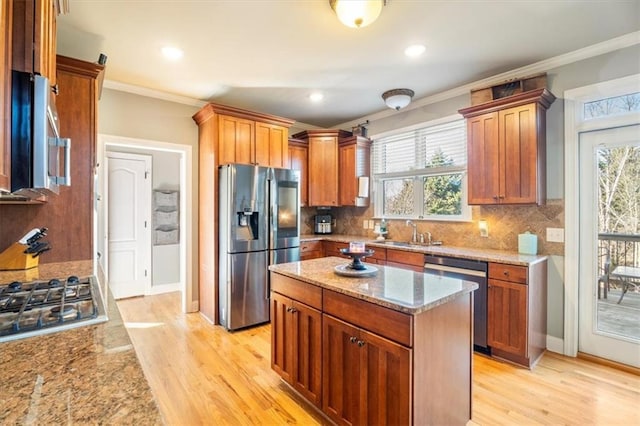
406;220;418;243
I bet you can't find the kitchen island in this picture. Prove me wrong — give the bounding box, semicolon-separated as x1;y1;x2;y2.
0;261;163;425
269;256;478;425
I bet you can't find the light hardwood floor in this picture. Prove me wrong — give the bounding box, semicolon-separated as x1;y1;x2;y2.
118;292;640;425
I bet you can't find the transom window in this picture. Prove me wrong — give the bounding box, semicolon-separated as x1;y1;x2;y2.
372;117;471;221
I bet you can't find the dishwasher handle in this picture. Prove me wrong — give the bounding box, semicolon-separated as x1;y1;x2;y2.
424;263;487;278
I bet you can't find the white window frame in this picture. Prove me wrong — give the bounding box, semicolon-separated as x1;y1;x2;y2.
371;114;471;222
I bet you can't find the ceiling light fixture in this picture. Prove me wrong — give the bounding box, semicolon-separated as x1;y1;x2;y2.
329;0;384;28
382;88;415;110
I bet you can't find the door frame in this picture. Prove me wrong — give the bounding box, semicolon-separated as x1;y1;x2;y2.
564;73;640;356
98;134;195;314
105;151;153;298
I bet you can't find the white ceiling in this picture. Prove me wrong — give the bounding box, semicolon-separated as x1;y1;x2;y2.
56;1;640;128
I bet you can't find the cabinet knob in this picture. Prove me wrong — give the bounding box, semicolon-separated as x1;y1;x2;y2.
349;336;357;344
357;340;366;347
503;270;510;277
493;195;499;200
290;307;297;313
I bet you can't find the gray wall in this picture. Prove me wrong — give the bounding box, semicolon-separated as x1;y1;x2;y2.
98;89;200;305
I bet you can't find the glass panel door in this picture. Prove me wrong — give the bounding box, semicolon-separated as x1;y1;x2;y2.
578;125;640;367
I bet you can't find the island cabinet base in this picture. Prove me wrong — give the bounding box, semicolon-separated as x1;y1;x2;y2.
270;272;473;425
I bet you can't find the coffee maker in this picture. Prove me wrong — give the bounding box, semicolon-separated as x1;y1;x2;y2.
314;214;333;234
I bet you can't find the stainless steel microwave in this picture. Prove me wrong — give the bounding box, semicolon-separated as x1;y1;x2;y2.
7;71;71;198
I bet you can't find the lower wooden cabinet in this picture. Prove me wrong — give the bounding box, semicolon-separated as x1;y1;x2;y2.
271;288;322;407
385;248;424;272
300;240;323;261
323;314;411;426
487;261;547;367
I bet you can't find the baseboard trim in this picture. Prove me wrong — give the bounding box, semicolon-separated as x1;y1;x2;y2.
577;352;640;375
147;282;181;295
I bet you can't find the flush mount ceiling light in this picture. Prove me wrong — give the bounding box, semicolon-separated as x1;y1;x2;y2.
309;92;324;102
382;88;415;110
329;0;384;28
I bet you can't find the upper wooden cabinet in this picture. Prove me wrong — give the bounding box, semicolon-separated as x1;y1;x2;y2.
288;138;308;206
459;89;555;205
255;122;288;168
0;0;12;193
292;129;350;207
339;135;371;207
13;0;58;87
192;102;294;323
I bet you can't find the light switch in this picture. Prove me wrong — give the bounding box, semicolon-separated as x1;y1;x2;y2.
546;228;564;243
363;220;369;229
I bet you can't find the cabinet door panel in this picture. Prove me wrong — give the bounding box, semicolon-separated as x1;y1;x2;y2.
361;329;411;426
288;143;308;206
323;315;361;425
488;279;527;356
218;115;254;165
0;0;11;192
255;122;288;167
292;301;322;407
308;137;338;206
500;105;538;203
339;144;356;205
467;112;500;204
270;292;294;383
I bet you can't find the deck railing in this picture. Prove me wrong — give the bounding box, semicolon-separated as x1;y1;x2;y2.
598;233;640;292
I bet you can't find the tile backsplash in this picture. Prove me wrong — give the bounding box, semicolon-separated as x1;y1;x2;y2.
302;199;564;256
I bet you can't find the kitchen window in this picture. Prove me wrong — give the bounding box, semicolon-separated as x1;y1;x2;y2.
372;117;471;221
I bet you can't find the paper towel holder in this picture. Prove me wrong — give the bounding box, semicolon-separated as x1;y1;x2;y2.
478;220;488;238
358;176;370;198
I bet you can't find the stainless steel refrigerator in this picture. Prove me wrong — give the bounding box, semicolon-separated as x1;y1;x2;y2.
218;164;300;330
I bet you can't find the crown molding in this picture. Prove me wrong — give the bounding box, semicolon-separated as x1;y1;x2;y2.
335;31;640;128
102;80;208;108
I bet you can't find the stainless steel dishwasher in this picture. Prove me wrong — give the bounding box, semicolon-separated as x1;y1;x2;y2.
424;254;489;354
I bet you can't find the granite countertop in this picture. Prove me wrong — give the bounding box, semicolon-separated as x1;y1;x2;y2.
301;233;548;266
269;256;478;315
0;261;163;425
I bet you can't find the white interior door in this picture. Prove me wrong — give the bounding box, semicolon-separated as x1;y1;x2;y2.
578;125;640;367
107;152;152;299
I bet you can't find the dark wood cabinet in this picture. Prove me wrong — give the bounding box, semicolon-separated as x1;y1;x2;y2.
271;274;323;408
487;260;547;368
193;103;294;322
459;89;555;205
287;138;308;206
270;271;474;425
338;136;371;207
12;0;58;86
292;130;351;207
385;248;424;272
322;314;411;426
300;240;322;260
0;56;103;262
0;0;12;193
255;121;288;168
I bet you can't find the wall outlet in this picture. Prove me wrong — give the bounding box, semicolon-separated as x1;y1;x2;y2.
546;228;565;243
363;220;369;229
369;220;375;229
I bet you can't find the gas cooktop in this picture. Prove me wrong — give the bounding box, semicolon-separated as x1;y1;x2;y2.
0;275;108;343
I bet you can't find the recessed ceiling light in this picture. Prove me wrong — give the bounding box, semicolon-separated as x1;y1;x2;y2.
161;46;183;61
309;92;324;102
404;44;426;58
